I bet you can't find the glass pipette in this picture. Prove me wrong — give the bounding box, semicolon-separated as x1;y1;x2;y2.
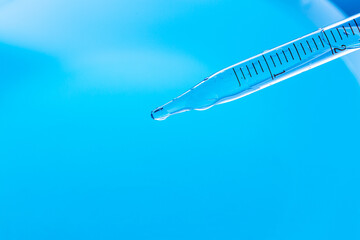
151;13;360;121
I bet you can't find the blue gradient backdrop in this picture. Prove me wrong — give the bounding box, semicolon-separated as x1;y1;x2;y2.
0;0;359;239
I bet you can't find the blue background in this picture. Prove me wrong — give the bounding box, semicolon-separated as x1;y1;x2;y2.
0;0;359;239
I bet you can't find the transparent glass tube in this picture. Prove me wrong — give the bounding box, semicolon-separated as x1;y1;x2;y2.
151;13;360;121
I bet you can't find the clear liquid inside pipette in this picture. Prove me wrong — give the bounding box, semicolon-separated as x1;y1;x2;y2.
151;14;360;121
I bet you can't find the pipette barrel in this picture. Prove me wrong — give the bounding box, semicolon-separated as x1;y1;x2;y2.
151;13;360;121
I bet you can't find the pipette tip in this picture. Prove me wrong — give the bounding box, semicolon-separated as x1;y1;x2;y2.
150;107;170;121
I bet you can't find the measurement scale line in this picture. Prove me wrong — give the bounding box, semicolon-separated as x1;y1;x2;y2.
330;30;337;42
232;68;241;86
240;68;246;79
246;65;252;77
293;44;302;60
312;38;318;50
349;23;355;35
306;40;312;52
300;43;307;55
288;48;294;60
318;35;325;47
258;60;264;72
323;31;334;55
262;55;274;80
270;55;276;67
354;19;360;33
282;50;288;62
252;63;258;75
276;53;282;64
343;26;349;37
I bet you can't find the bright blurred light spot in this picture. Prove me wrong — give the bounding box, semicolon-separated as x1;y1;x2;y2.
70;48;208;90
